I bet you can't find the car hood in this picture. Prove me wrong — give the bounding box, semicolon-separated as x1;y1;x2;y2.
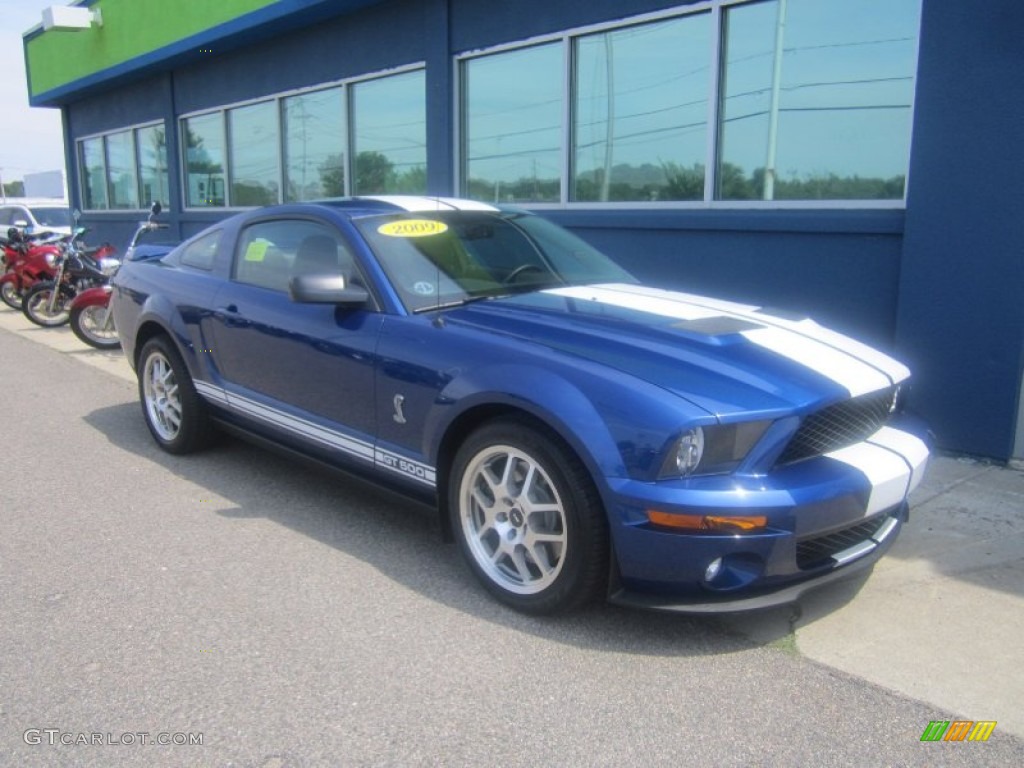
444;283;909;419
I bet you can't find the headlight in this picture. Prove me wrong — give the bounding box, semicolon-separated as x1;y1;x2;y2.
98;256;122;276
672;427;705;476
45;252;58;267
659;420;772;479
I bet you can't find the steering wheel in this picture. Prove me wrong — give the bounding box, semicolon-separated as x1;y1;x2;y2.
503;264;546;284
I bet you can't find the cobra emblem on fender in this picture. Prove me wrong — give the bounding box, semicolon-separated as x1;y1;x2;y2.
392;394;407;424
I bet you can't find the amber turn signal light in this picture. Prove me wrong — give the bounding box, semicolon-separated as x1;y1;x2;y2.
646;510;767;533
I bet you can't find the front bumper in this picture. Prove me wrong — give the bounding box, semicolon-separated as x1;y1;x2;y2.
609;503;905;613
602;420;929;612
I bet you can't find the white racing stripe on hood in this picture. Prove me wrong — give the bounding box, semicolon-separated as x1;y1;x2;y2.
742;326;891;397
546;283;906;397
549;284;725;322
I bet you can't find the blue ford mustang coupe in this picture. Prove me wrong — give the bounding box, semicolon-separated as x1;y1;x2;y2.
111;196;930;614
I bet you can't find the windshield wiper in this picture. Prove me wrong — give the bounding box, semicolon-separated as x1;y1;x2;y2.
413;293;505;314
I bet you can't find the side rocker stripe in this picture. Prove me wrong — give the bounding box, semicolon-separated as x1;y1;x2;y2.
193;381;436;487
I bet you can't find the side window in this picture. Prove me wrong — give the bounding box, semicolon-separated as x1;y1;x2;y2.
233;219;356;293
0;208;12;226
179;230;221;271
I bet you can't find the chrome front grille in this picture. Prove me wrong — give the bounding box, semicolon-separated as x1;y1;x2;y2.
778;386;896;466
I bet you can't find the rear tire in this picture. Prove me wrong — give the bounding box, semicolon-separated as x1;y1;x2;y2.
449;418;608;614
138;335;215;454
22;282;70;327
70;303;121;349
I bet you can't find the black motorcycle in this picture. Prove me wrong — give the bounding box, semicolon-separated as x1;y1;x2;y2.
21;228;120;328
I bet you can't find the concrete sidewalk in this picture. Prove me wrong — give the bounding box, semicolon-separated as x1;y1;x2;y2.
725;452;1024;739
2;307;1022;740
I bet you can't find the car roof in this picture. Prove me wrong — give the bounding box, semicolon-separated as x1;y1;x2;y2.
292;196;503;220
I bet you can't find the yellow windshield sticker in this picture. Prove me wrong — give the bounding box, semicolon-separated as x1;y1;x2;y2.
244;239;271;262
378;220;449;238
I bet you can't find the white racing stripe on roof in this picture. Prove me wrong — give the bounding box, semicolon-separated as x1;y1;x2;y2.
362;195;499;212
545;283;904;396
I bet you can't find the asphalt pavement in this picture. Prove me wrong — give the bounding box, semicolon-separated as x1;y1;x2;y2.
1;307;1022;766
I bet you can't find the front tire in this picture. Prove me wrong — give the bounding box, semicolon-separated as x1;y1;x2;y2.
449;418;608;614
22;282;71;327
0;281;22;310
70;303;121;349
138;336;215;454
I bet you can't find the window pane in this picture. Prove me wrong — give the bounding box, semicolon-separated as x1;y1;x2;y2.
283;87;346;202
80;137;108;210
105;131;139;210
574;15;711;202
463;44;562;204
184;113;226;207
719;0;921;201
229;101;280;206
351;70;426;195
136;124;169;208
180;230;221;271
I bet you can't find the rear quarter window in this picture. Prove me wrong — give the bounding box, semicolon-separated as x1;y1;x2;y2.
179;230;221;271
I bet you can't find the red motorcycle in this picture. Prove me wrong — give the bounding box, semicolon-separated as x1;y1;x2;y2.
0;228;66;310
69;203;169;349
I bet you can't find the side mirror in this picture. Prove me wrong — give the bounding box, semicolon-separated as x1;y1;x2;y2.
289;273;369;306
150;201;162;217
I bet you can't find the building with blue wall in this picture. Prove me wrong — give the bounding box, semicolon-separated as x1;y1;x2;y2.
24;0;1024;462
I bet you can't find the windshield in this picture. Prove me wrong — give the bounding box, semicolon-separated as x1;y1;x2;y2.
29;207;71;228
355;211;636;312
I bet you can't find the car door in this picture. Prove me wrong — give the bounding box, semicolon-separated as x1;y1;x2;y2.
208;216;384;467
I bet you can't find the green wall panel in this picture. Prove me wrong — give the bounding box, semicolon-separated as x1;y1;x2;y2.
26;0;278;97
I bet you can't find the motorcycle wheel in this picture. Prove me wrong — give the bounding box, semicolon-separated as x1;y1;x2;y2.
22;282;71;327
70;303;121;349
0;281;22;310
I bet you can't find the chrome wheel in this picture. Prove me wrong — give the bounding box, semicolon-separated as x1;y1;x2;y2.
458;443;569;595
71;304;120;348
22;285;70;326
136;336;215;454
143;350;182;442
451;420;608;613
0;281;21;310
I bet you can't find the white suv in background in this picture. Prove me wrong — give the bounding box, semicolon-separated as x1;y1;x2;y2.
0;199;72;236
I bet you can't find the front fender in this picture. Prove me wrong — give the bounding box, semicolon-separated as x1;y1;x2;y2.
70;284;112;310
428;364;626;482
427;361;712;484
